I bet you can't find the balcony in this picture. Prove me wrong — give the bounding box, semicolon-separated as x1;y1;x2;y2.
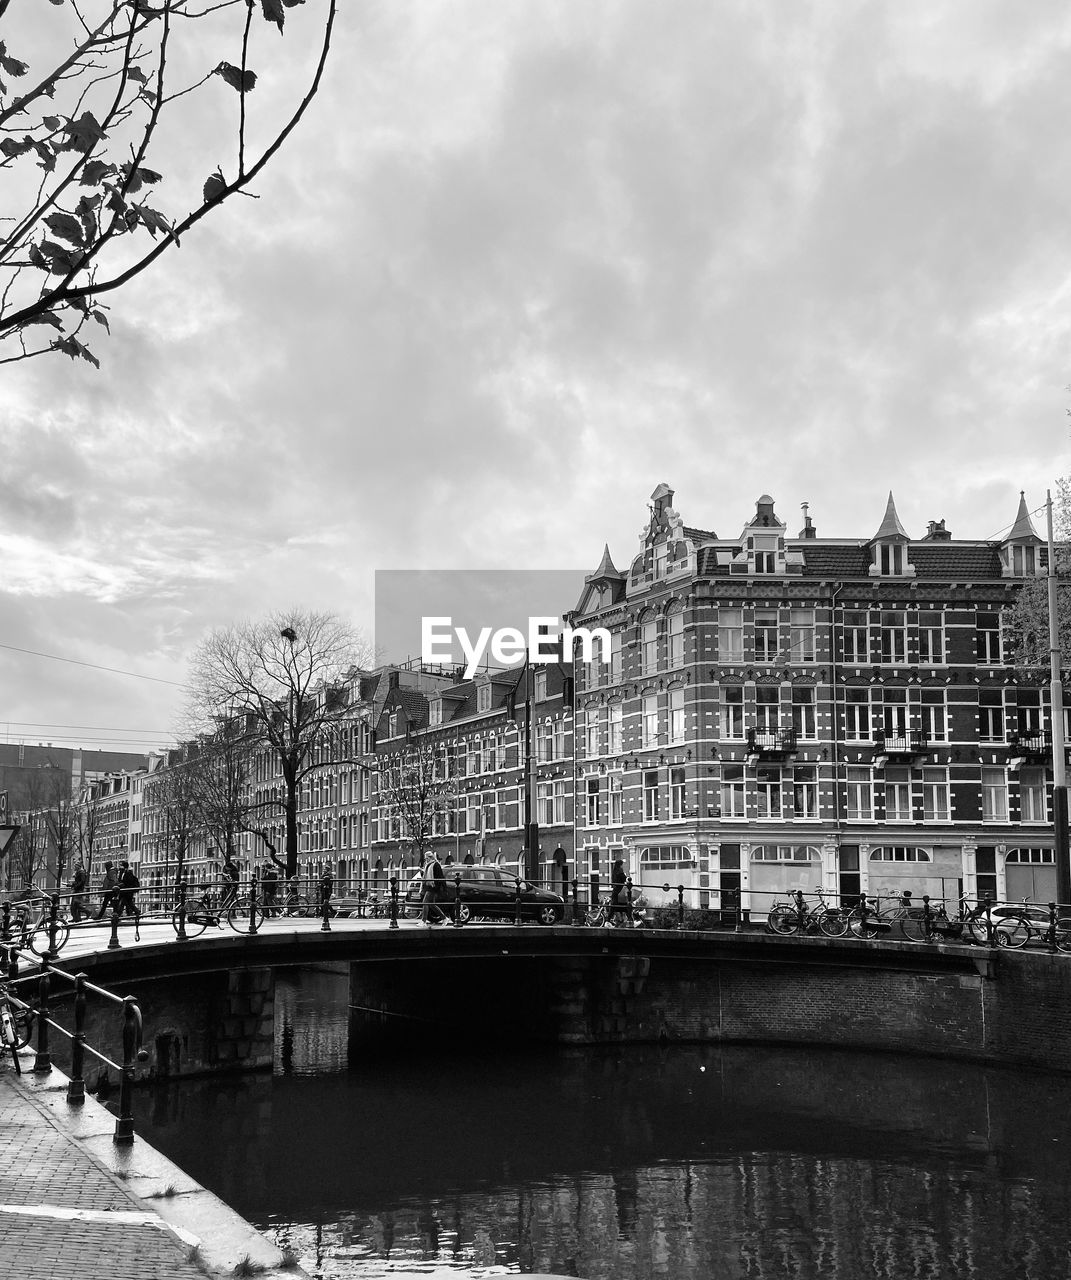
745;728;798;760
872;729;927;762
1008;730;1051;762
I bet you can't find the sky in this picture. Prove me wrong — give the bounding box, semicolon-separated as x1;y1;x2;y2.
2;0;1070;755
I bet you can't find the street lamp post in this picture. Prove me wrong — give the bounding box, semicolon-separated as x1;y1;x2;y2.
1047;492;1070;904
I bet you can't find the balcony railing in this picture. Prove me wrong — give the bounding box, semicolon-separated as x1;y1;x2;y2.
746;728;798;757
873;729;927;756
1008;730;1051;758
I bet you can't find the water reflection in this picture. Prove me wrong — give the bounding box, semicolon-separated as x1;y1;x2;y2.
140;968;1071;1279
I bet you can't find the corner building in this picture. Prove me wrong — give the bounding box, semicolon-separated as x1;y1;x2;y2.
568;484;1058;916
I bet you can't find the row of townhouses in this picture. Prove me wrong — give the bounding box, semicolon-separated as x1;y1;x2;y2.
9;484;1067;915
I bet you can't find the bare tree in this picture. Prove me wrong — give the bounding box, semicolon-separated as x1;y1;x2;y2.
1005;479;1071;668
145;750;200;885
1;0;337;367
376;735;457;865
43;776;81;889
186;608;368;877
9;765;67;891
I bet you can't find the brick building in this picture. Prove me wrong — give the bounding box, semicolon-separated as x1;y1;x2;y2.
568;484;1061;916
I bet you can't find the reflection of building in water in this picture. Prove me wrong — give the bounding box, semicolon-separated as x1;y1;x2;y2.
274;968;350;1076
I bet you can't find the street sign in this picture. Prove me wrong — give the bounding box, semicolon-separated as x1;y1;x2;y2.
0;824;20;857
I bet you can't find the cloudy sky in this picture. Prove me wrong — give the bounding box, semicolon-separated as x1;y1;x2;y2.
3;0;1070;755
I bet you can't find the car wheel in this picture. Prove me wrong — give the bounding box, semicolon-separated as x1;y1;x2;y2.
456;903;472;925
536;904;560;926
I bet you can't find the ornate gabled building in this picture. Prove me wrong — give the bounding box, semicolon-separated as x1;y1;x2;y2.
568;483;1059;917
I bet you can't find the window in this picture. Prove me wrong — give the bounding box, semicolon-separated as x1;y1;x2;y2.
719;608;744;662
792;766;818;819
537;780;568;826
792;686;816;740
585;658;603;691
754;608;779;662
721;765;745;818
477;684;491;713
610;632;623;683
608;774;623;825
668;686;685;743
429;699;442;727
1016;691;1042;740
606;773;621;824
789;609;815;663
752;535;778;574
918;612;944;665
879;611;907;664
584;707;604;759
884;766;912;821
643;770;660;822
870;846;931;862
881;689;908;740
922;768;949;821
1010;544;1037;576
640;845;692;870
642;693;660;748
976;614;1002;664
642;617;658;674
843;611;868;664
1020;768;1046;823
755;686;779;733
978;690;1004;743
1006;846;1053;864
670;767;687;819
921;689;947;743
879;543;905;575
844;688;871;741
982;767;1008;821
846;767;873;820
667;608;684;668
608;702;623;755
721;686;744;739
752;844;816;862
533;670;547;702
755;765;782;818
585;778;600;828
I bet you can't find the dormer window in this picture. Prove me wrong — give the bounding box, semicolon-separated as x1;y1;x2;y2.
879;543;904;575
869;492;914;577
752;536;778;573
429;698;442;727
388;712;399;738
534;670;547;702
477;684;491;713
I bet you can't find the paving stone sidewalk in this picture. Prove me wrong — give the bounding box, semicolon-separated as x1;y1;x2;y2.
0;1069;212;1280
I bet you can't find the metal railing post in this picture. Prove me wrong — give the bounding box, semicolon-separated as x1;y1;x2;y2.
795;889;806;934
33;969;51;1074
572;877;579;926
107;901;121;950
515;878;523;927
249;873;261;936
114;997;147;1146
626;876;634;926
923;895;932;941
44;893;61;961
453;873;462;927
1;901;10;943
983;894;994;946
1049;901;1059;953
677;884;685;930
67;974;88;1106
389;876;399;930
174;879;188;942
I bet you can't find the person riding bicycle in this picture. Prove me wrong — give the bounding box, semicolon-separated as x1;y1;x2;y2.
220;856;240;911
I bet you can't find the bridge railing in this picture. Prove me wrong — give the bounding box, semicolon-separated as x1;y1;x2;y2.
0;944;149;1144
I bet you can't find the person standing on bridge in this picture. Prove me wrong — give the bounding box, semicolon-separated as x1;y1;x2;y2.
261;864;279;917
69;861;88;922
609;857;629;927
421;853;447;925
117;862;140;919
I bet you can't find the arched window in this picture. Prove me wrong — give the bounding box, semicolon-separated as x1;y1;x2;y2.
869;846;931;862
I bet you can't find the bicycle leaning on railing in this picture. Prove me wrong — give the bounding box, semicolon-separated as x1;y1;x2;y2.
766;887;847;938
172;882;262;938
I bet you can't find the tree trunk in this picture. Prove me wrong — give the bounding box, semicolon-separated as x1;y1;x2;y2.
285;790;299;879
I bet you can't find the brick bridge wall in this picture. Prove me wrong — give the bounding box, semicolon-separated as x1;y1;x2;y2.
349;948;1071;1072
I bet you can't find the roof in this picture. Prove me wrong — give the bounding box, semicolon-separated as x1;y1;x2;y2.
1007;491;1041;542
873;491;909;541
588;543;625;582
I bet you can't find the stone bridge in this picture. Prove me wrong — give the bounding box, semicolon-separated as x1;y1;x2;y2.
30;919;1071;1079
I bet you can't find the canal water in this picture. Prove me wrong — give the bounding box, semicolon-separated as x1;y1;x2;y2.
140;967;1071;1279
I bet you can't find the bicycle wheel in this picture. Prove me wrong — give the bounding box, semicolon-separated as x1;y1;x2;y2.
898;911;932;944
227;896;263;933
11;1002;34;1050
767;906;801;936
174;898;209;938
29;918;70;956
817;908;849;938
846;907;884;940
965;914;993;946
585;906;605;927
1053;920;1071;953
993;915;1031;949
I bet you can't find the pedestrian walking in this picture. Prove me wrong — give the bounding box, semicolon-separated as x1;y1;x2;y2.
609;857;629;927
262;864;279;916
421;853;446;925
95;861;118;919
69;862;88;922
117;862;140;918
220;856;240;911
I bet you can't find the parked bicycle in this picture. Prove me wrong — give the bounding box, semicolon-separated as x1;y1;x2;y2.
585;893;647;928
766;888;846;938
173;885;263;937
898;895;992;945
0;981;35;1074
7;893;72;957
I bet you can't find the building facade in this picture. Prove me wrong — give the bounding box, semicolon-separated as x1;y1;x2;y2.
568;484;1060;916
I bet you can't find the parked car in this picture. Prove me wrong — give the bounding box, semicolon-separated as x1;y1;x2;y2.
404;864;565;925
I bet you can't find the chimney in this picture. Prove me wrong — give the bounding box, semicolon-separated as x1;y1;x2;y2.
798;501;817;539
388;670;400;690
924;519;951;541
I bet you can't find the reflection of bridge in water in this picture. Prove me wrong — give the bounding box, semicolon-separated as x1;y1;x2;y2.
38;916;1071;1080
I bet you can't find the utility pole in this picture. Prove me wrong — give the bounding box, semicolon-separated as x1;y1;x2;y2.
524;658;539;883
1047;490;1070;905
